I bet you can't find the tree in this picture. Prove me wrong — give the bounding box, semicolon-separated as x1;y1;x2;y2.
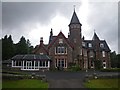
110;51;118;68
2;35;15;60
26;39;34;54
2;35;34;60
116;54;120;68
15;36;28;54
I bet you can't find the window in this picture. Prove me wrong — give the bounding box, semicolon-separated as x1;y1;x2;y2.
55;59;57;67
91;61;94;68
13;60;16;66
103;60;106;62
77;25;80;28
84;50;87;56
100;43;104;48
35;61;38;66
102;51;105;57
40;53;43;55
80;49;82;55
59;39;63;43
74;39;76;43
46;61;48;67
16;61;19;66
82;42;85;47
88;43;92;47
40;61;42;66
43;61;45;67
55;58;67;68
55;46;67;54
89;51;94;57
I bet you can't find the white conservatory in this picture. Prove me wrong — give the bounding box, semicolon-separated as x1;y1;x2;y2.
11;54;51;71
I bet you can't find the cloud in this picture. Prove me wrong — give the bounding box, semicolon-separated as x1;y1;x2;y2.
2;2;118;53
82;2;118;53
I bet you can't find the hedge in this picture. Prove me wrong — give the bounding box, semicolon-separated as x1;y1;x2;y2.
100;68;120;72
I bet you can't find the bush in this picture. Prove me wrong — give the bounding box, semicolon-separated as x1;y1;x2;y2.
68;65;81;71
49;67;58;71
100;68;120;72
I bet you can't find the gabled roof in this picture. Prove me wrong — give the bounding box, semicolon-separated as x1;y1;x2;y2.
32;43;48;54
92;32;100;40
69;10;81;25
48;31;74;49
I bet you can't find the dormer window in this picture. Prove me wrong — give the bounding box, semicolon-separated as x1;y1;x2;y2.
82;42;85;47
59;39;63;44
88;43;92;47
100;43;104;48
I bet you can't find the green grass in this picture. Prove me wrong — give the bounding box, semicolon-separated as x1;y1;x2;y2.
84;78;119;89
2;79;48;88
0;81;2;89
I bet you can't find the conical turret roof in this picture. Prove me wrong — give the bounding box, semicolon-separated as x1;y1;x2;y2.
70;10;81;25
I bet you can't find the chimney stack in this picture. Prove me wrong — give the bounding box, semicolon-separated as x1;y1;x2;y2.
40;37;43;44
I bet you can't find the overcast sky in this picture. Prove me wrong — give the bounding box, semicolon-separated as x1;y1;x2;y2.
1;1;119;53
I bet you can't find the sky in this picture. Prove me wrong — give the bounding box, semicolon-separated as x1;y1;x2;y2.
1;0;119;53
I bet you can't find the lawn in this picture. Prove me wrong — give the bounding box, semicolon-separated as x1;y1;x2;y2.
84;78;119;89
2;79;48;88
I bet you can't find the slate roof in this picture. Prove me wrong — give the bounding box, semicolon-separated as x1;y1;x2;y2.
11;54;51;61
83;40;110;51
92;32;100;40
69;10;82;25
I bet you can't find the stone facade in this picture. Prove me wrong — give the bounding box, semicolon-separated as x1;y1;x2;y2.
33;10;111;70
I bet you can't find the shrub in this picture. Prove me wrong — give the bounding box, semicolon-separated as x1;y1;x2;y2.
100;68;120;72
68;64;81;71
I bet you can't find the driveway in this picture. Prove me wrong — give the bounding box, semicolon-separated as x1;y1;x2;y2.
10;70;119;88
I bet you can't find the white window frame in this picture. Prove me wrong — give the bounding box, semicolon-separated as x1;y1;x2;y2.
100;43;104;48
55;46;67;55
88;43;92;47
84;50;87;56
90;51;93;57
55;58;67;68
59;39;63;44
103;62;106;69
80;49;82;55
82;42;85;47
12;60;22;67
102;51;105;57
